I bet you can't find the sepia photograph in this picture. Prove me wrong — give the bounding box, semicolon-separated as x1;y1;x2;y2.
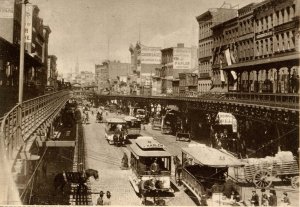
0;0;299;206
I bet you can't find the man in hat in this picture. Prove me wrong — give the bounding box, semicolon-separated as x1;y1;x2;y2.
104;191;111;205
261;188;269;206
150;158;159;174
97;191;104;205
249;190;259;206
282;192;291;206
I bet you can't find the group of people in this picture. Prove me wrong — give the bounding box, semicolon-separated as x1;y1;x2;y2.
250;189;291;206
97;191;111;205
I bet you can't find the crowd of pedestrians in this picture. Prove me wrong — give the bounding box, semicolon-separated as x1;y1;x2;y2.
249;188;291;206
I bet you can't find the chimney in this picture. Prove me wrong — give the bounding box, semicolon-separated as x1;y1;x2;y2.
177;43;184;48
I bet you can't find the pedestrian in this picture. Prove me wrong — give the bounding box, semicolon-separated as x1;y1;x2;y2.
104;191;111;205
249;190;259;206
121;152;129;169
261;188;269;206
269;189;277;207
281;192;291;206
97;191;104;205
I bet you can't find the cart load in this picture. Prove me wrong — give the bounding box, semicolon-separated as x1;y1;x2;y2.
242;151;299;189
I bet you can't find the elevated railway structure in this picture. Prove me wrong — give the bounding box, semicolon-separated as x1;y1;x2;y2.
0;90;71;204
95;92;299;126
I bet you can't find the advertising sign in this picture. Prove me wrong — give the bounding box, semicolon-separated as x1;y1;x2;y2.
25;4;33;43
173;48;191;69
140;46;161;64
216;112;236;126
0;0;14;18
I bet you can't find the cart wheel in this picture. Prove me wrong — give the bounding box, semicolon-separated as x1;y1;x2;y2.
291;176;299;189
253;170;272;188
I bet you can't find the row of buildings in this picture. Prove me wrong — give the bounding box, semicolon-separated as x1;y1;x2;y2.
0;0;59;115
95;0;299;96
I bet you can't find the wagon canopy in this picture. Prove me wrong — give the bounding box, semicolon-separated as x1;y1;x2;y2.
182;144;244;167
123;116;140;122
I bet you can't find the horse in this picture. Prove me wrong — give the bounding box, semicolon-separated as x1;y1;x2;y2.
174;156;183;184
140;178;164;205
53;169;98;194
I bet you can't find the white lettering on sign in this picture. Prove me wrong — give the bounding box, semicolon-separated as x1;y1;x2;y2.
25;5;33;43
139;46;161;64
173;48;192;69
0;0;14;18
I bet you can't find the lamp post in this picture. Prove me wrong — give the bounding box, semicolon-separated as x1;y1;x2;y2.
16;0;28;159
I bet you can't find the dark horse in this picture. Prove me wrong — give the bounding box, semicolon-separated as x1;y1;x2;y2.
53;169;98;194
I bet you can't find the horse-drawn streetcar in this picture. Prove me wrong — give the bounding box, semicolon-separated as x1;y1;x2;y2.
128;136;174;205
123;116;141;138
179;144;245;206
104;118;127;146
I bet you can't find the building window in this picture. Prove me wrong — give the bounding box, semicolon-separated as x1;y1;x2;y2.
282;33;285;51
270;37;273;54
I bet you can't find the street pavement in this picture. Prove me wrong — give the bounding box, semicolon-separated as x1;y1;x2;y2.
83;110;299;206
83;112;141;206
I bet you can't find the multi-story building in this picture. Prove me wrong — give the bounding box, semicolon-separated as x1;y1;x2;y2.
196;8;238;93
0;1;51;115
222;0;299;94
160;43;198;95
151;67;162;96
95;60;130;93
179;72;198;97
95;63;109;92
129;42;161;95
47;55;58;89
212;15;238;91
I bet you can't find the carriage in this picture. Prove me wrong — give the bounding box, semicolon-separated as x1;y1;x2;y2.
123;116;141;138
104;118;127;146
180;144;245;206
151;117;162;130
135;109;146;123
128;136;174;205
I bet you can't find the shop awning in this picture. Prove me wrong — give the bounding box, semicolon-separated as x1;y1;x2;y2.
222;52;300;71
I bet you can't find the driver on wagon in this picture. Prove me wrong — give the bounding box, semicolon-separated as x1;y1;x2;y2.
150;158;159;174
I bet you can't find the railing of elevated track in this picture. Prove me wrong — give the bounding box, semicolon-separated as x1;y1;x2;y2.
96;92;299;110
0;90;72;204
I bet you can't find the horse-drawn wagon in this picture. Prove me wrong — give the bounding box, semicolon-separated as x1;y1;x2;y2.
104;118;127;146
241;151;299;189
128;137;174;205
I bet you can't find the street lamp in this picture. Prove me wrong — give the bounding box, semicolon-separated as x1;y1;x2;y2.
15;0;29;159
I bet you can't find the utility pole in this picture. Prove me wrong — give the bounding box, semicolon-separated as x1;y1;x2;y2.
18;0;28;105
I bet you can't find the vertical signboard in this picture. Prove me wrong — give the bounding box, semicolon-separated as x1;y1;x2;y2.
0;0;14;18
25;4;33;43
173;48;191;69
47;57;51;85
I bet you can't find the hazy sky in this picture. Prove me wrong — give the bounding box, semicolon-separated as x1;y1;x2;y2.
30;0;260;74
